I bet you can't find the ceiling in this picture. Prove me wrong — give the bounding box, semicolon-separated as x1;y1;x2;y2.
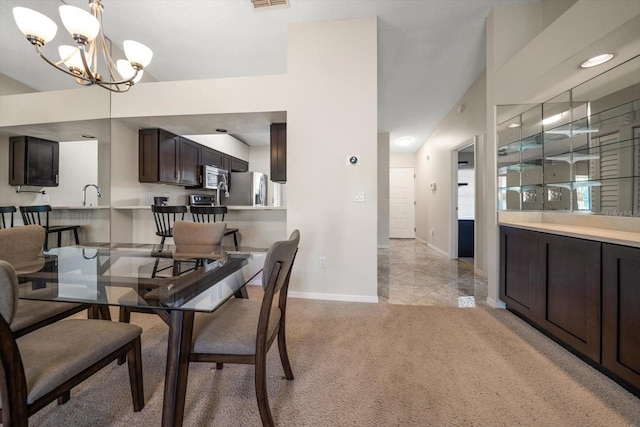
0;0;528;153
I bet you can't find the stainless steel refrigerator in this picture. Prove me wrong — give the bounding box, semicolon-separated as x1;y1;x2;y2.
222;172;268;206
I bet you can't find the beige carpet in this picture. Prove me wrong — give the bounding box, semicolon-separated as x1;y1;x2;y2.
25;297;640;426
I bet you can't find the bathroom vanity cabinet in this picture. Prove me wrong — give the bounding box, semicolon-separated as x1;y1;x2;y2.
500;225;640;394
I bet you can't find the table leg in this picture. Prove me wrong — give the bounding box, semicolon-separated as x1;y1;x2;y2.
162;310;194;427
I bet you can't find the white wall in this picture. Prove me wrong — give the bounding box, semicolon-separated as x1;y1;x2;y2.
415;71;487;265
186;134;250;161
287;17;378;302
378;133;390;248
390;153;415;168
45;140;98;206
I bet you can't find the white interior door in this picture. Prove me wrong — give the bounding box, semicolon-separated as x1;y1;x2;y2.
389;167;415;238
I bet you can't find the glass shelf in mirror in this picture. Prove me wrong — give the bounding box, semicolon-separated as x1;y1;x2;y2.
496;54;640;216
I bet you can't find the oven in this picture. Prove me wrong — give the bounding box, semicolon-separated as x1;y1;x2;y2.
189;194;216;207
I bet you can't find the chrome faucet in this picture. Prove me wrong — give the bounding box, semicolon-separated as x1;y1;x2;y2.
82;184;102;206
216;175;229;205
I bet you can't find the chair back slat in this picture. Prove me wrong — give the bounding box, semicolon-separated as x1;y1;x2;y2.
151;205;187;238
189;205;227;223
19;205;51;229
0;206;16;229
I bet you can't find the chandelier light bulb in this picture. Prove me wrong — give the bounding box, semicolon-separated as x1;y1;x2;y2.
123;40;153;68
59;5;100;42
13;7;58;45
117;60;144;83
59;45;91;71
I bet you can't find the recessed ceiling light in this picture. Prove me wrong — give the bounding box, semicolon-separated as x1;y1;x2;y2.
507;123;521;128
397;137;413;146
580;53;614;68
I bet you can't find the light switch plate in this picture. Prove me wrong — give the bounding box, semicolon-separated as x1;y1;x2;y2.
354;191;365;202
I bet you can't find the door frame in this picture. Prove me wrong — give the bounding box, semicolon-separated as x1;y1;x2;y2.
450;136;477;260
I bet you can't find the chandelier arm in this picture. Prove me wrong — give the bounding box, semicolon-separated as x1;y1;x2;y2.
34;44;95;84
77;43;99;83
96;81;131;93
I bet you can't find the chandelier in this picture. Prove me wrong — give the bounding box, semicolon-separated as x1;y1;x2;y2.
12;0;152;93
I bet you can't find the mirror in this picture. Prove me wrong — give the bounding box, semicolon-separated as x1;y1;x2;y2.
497;54;640;216
0;119;111;243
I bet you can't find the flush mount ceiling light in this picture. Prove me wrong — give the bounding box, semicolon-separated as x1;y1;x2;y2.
580;53;614;69
397;137;413;146
507;123;521;128
13;0;152;93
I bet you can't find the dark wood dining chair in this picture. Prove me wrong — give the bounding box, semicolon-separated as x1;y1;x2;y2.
0;260;145;426
0;225;91;338
188;229;300;426
151;204;187;245
0;206;16;229
190;205;239;248
19;205;80;250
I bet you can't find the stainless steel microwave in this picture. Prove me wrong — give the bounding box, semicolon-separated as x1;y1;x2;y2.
203;165;228;190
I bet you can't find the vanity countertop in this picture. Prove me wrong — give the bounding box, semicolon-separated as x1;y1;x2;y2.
499;220;640;248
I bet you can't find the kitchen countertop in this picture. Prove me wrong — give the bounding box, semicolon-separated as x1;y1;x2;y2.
499;221;640;248
50;205;111;210
112;205;286;211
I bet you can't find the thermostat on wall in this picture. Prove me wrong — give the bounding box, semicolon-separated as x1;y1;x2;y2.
347;155;359;165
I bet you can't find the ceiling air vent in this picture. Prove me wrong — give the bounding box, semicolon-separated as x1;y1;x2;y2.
251;0;289;9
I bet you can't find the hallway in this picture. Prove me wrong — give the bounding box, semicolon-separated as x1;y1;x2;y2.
378;239;488;307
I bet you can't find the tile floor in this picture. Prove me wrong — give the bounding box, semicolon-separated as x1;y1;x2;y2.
378;238;488;307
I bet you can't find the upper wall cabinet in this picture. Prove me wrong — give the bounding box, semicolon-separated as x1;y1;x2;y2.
9;136;59;187
497;55;640;216
139;128;249;187
270;123;286;183
139;129;200;186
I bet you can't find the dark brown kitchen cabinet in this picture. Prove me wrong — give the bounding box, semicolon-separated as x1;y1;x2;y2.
201;146;224;169
230;157;248;172
270;122;286;183
178;137;200;186
537;233;601;362
139;129;200;186
9;136;59;187
602;243;640;391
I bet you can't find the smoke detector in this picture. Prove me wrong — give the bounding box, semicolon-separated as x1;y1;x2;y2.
251;0;289;9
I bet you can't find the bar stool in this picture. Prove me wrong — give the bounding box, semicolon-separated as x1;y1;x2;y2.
19;205;80;250
0;206;16;229
151;205;187;245
190;205;239;248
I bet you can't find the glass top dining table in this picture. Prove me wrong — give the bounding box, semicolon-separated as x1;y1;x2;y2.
15;242;268;427
16;243;267;312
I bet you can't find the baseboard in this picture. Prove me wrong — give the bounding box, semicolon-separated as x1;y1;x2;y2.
426;242;449;257
288;291;379;303
487;297;506;309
